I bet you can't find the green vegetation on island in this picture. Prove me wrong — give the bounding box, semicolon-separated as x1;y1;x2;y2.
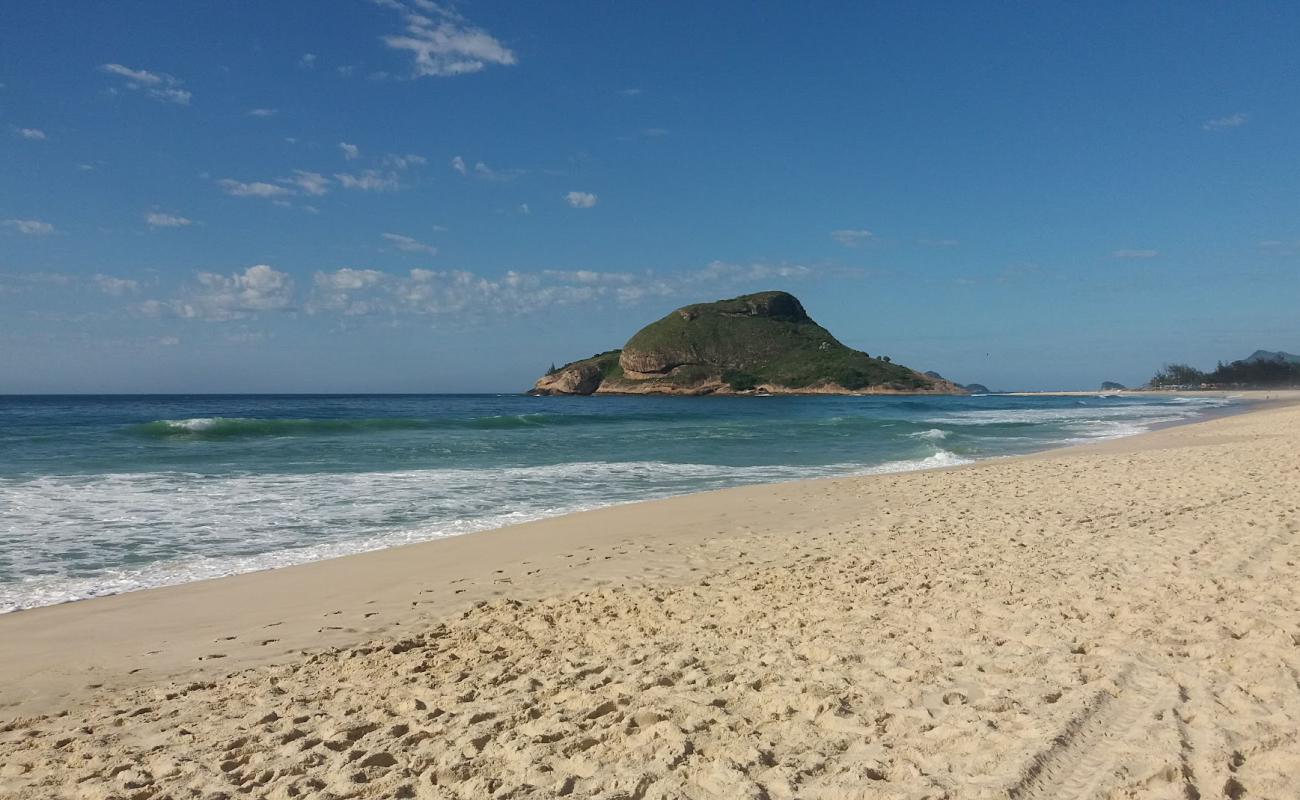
1149;350;1300;389
530;291;963;396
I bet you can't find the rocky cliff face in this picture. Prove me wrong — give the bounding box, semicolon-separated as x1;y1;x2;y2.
529;291;965;396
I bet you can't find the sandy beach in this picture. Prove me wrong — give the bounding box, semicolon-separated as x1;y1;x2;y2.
3;393;1299;798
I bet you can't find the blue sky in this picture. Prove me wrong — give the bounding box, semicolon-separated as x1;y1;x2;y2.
1;1;1297;392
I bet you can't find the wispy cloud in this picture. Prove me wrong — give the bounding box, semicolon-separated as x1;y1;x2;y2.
147;265;295;321
283;170;331;196
1258;239;1300;254
93;274;140;296
449;155;522;181
1202;112;1247;131
305;260;815;318
217;179;292;198
145;212;193;228
298;53;317;69
16;127;46;141
339;142;360;160
380;2;516;78
1112;249;1159;259
617;88;642;97
99;63;191;105
334;170;400;191
3;219;55;236
247;108;278;117
132;257;818;324
383;153;427;170
831;229;873;247
382;232;437;255
565;191;598;208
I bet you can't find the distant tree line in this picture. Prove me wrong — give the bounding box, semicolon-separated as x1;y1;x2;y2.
1150;359;1300;388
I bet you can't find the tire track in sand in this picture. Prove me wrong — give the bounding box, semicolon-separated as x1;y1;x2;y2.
1008;666;1192;800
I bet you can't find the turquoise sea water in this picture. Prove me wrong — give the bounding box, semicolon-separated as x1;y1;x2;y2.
0;392;1234;612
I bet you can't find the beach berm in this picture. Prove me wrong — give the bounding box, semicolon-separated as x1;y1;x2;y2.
2;395;1299;798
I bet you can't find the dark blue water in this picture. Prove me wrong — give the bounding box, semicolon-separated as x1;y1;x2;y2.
0;392;1232;611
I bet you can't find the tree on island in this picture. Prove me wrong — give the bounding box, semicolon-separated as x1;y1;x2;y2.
1150;358;1300;388
1150;363;1206;387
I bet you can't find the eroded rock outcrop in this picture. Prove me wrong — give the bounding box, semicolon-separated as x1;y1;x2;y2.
529;291;965;396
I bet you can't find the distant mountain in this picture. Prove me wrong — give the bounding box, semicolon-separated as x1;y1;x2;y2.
1244;350;1300;365
530;291;966;396
1100;381;1127;391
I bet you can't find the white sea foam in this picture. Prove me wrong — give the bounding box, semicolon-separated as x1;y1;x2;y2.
0;452;973;613
908;428;949;440
162;417;224;431
924;396;1228;429
0;395;1227;613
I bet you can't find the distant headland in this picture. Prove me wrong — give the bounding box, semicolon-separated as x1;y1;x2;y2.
529;291;965;396
1148;349;1300;389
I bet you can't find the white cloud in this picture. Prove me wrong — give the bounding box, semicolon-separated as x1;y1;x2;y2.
317;267;385;291
145;212;193;228
472;160;523;181
449;155;520;180
617;88;642;96
247;108;278;117
382;232;437;255
1258;239;1300;255
519;203;531;215
1112;249;1159;259
298;53;317;69
1203;112;1247;131
643;127;670;137
100;63;165;85
163;265;295;321
334;170;400;191
543;270;633;285
339;142;360;160
283;170;331;196
217;179;292;198
380;3;516;78
17;127;46;140
99;63;191;105
308;267;389;315
831;229;873;247
565;191;598;208
93;274;140;296
383;153;427;170
304;260;815;318
3;219;55;235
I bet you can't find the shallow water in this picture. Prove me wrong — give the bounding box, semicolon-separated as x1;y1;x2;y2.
0;392;1233;611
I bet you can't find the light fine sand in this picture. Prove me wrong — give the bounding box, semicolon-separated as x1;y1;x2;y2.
2;397;1300;798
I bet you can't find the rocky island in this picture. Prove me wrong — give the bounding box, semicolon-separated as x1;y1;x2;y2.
530;291;965;396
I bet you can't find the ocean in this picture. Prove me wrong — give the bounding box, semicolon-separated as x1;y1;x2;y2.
0;392;1234;613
